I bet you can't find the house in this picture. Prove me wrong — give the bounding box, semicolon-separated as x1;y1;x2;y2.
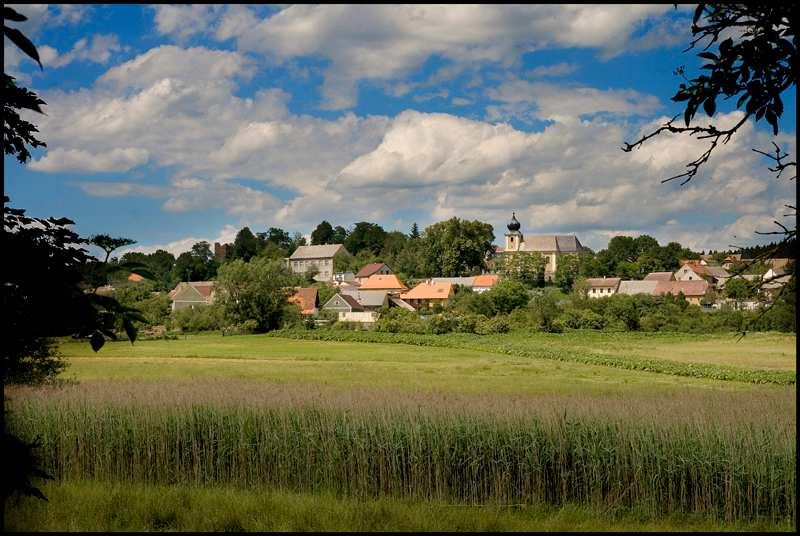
674;262;708;282
322;293;364;313
170;281;215;311
472;274;500;293
359;274;408;294
644;272;675;281
760;274;792;301
654;280;709;306
336;280;361;298
287;244;351;282
355;263;393;284
616;280;659;296
357;290;391;311
585;277;621;298
333;271;356;283
288;287;319;316
675;261;729;289
494;212;584;279
400;282;454;310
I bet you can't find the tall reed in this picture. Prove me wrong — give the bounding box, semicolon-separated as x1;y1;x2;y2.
8;399;795;524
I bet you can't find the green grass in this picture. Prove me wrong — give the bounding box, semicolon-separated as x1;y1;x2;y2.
268;329;797;384
5;480;793;532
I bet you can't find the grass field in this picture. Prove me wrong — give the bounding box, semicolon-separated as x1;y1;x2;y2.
5;330;797;531
6;481;792;532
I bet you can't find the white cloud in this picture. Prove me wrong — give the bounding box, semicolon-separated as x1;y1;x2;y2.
73;181;167;197
189;4;677;109
486;80;661;122
30;147;150;172
527;62;579;78
119;223;240;257
40;34;122;68
150;4;225;42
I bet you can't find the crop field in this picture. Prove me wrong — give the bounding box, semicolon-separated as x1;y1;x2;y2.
5;331;797;531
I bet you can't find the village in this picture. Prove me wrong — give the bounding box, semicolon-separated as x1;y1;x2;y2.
167;213;794;326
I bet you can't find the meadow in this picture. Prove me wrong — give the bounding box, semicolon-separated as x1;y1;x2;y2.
5;330;797;531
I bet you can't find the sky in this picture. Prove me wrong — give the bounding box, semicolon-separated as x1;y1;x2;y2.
4;4;797;257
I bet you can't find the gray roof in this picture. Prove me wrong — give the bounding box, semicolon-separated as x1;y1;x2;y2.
617;280;658;295
430;277;475;286
704;266;731;278
322;293;364;311
289;244;348;260
515;234;583;253
389;297;416;310
357;290;390;307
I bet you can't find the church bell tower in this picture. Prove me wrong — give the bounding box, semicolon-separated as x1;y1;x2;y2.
505;212;522;251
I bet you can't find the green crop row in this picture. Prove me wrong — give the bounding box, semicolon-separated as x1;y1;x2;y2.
268;329;796;385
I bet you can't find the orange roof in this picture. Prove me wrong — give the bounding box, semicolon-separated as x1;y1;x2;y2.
127;273;145;282
473;274;499;287
359;274;407;291
288;287;319;315
679;262;709;277
655;280;709;297
400;282;453;300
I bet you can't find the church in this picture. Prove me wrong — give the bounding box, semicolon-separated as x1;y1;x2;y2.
494;212;585;278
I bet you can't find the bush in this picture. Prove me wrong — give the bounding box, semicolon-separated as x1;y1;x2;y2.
221;319;259;336
426;314;454;335
375;308;425;334
475;315;511;334
169;304;224;333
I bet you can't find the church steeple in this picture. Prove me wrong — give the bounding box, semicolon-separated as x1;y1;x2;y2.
504;211;523;251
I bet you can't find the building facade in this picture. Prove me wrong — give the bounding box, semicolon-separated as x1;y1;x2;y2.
494;212;584;279
287;244;350;282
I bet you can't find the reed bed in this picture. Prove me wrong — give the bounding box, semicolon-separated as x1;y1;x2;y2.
8;388;795;524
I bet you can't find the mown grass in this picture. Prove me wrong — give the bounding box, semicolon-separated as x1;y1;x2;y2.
269;329;796;385
5;480;793;532
7;397;795;524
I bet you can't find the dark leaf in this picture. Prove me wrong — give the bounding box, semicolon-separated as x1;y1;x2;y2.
692;3;705;25
123;318;138;345
89;331;105;352
697;51;718;60
703;97;716;117
3;26;42;69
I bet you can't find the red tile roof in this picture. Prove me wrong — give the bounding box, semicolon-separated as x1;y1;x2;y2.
288;287;319;315
586;277;621;288
655;280;709;297
473;274;500;287
355;262;389;278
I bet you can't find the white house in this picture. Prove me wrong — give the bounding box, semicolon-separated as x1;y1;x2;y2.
586;277;621;298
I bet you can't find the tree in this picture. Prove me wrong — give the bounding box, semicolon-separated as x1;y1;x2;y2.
289;232;307;253
310;220;334;245
345;221;387;256
554;254;580;292
172;241;217;282
420;217;495;277
622;4;796;263
263;227;293;251
496;252;545;288
409;222;420;239
230;227;259;262
215;257;302;332
331;225;348;244
725;277;755;306
89;234;136;263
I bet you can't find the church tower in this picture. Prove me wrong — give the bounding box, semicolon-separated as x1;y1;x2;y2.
505;212;523;251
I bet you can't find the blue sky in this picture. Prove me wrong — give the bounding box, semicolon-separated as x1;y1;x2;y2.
5;4;796;256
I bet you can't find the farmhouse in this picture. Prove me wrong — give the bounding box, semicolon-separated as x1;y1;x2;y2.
169;281;215;311
586;277;621;298
400;281;454;310
355;263;393;284
287;244;351;282
494;212;584;279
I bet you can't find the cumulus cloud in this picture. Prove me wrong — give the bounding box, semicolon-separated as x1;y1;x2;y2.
39;34;122;69
152;4;677;109
30;147;150;172
527;62;580;78
486;80;662;122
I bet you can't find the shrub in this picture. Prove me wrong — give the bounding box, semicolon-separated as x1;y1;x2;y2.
221;319;259;336
475;315;511;334
426;314;454;335
169;304;224;333
375;308;425;334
